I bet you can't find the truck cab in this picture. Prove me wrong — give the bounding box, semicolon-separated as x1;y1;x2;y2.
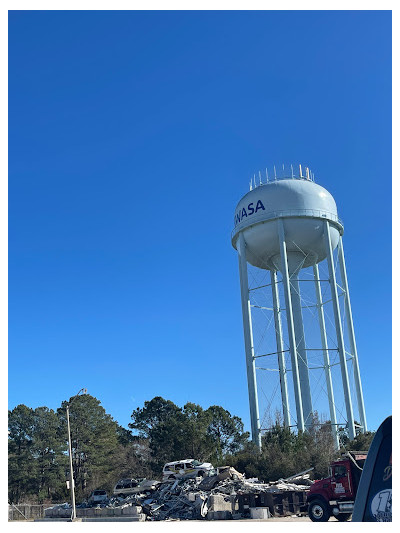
307;452;367;521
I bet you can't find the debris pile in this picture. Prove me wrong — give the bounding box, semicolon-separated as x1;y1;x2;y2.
116;467;311;520
45;468;311;521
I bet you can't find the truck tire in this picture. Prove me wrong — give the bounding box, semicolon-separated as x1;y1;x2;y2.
197;471;204;477
308;499;331;522
336;513;352;521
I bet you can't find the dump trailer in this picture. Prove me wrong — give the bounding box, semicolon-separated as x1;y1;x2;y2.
307;451;368;522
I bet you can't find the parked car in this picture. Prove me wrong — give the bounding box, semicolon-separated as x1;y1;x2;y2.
88;489;108;505
162;459;213;481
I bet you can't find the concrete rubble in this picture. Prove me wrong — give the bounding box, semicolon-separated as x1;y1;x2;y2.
44;467;311;521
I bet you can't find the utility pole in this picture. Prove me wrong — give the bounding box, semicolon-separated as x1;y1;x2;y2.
66;388;87;521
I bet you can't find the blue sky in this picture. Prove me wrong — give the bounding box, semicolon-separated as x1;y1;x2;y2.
8;10;391;434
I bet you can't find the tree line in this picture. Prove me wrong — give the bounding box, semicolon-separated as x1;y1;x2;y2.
8;394;375;504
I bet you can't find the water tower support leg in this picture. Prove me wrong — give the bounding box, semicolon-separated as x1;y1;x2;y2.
237;232;262;449
323;220;356;441
289;273;313;428
270;270;290;428
337;238;368;433
313;263;340;450
278;219;305;432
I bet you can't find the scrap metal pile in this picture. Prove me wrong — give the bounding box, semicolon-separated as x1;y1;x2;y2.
45;467;312;521
105;467;312;521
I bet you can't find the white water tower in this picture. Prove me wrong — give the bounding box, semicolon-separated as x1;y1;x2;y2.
232;165;367;449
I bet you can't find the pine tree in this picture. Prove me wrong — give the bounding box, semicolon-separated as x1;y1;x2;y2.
8;405;36;503
129;396;249;471
31;406;68;502
57;394;121;500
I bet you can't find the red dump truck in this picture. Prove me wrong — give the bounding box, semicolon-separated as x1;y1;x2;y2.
307;451;368;521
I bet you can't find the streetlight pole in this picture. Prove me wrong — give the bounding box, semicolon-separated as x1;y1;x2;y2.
66;388;87;521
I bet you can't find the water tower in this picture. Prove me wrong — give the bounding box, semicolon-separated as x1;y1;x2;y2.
232;165;367;449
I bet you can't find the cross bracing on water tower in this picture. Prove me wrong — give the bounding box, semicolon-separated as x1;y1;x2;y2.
231;164;367;450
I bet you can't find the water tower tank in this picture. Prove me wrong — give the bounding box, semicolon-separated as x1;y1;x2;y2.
231;178;343;272
232;167;366;451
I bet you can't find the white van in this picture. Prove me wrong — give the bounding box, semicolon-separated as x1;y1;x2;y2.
162;459;213;481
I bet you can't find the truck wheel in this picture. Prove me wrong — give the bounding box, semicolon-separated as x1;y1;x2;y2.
197;471;204;477
336;513;352;521
308;500;331;522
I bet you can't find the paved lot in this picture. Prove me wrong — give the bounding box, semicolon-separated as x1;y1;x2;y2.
250;515;336;522
33;514;341;523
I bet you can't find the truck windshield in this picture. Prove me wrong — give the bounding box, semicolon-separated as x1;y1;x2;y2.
192;460;202;466
334;465;347;477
